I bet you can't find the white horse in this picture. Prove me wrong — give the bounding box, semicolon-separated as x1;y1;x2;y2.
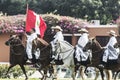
53;41;75;80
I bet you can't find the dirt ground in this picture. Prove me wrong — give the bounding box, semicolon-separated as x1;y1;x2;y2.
0;78;120;80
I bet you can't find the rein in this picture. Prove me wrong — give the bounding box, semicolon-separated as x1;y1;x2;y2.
92;49;102;54
33;38;50;52
40;45;50;52
10;43;22;46
10;45;23;55
55;43;74;60
10;40;23;55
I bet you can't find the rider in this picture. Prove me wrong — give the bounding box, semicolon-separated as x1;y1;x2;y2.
99;30;119;68
75;28;89;64
50;25;64;63
26;28;40;63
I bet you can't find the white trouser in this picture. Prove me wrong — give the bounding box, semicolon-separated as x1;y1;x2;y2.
50;41;56;52
26;41;33;59
75;46;89;61
34;49;40;59
102;48;119;62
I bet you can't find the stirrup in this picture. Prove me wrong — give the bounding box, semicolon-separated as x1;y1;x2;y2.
98;64;104;68
50;60;55;65
26;59;32;63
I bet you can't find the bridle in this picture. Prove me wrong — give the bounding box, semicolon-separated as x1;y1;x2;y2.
85;39;102;54
9;38;23;55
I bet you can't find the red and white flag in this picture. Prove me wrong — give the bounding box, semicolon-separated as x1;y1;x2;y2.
25;9;47;38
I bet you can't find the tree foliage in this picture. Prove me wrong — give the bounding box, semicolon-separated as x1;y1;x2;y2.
0;0;120;24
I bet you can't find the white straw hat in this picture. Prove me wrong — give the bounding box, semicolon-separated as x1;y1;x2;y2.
51;26;63;31
78;28;88;33
107;30;117;36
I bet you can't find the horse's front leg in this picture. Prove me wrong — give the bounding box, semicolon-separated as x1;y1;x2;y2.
80;66;86;80
38;69;44;80
43;69;48;80
70;66;75;80
113;70;120;80
6;64;16;78
94;68;100;80
75;65;80;77
53;65;57;79
105;70;112;80
99;68;105;80
19;65;28;80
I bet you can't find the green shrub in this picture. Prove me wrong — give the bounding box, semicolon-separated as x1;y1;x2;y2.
0;64;35;79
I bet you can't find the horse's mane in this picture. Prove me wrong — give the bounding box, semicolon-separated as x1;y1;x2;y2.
93;38;103;50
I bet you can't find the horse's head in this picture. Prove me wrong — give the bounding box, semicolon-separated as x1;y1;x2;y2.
5;34;22;46
114;42;120;48
83;38;102;52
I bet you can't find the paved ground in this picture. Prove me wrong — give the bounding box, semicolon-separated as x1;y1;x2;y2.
0;78;104;80
0;63;120;80
0;78;120;80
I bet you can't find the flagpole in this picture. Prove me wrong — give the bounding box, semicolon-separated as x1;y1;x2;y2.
23;0;29;47
26;0;29;14
25;0;29;33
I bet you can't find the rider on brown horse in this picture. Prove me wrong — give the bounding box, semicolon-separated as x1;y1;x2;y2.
75;28;91;65
26;28;41;63
99;30;119;68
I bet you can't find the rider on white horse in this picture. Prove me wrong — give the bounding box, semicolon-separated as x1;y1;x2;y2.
75;28;90;64
50;26;64;59
99;30;119;68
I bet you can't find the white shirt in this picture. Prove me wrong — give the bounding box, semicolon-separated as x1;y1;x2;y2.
75;33;89;61
52;31;64;44
26;32;38;59
77;33;89;48
106;36;117;48
27;33;37;43
103;36;119;61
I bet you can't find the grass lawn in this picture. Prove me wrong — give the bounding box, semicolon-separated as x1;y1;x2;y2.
0;78;39;80
0;78;84;80
0;78;120;80
0;78;101;80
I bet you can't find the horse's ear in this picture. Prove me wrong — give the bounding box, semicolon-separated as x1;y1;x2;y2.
16;34;22;40
90;37;95;41
93;37;96;40
10;35;12;37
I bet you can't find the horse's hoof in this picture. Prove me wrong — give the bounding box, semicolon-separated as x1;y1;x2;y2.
25;77;28;80
53;77;57;79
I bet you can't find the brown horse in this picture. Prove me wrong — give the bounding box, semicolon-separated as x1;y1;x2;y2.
83;38;120;80
32;37;54;80
32;39;76;80
5;34;28;80
5;32;54;80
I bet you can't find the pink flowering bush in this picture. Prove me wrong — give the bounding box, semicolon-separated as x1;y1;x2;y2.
59;16;88;33
43;14;89;34
0;14;89;34
0;15;25;34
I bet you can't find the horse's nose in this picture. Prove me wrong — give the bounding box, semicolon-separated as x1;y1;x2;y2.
5;41;9;46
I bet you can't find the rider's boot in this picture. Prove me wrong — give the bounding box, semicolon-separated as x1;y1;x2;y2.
26;59;33;63
98;61;106;68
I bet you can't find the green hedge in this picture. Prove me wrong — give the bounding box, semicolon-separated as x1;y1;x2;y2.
0;64;35;79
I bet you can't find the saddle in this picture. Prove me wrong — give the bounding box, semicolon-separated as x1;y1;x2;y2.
100;54;120;66
80;56;91;66
54;55;64;65
117;54;120;63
